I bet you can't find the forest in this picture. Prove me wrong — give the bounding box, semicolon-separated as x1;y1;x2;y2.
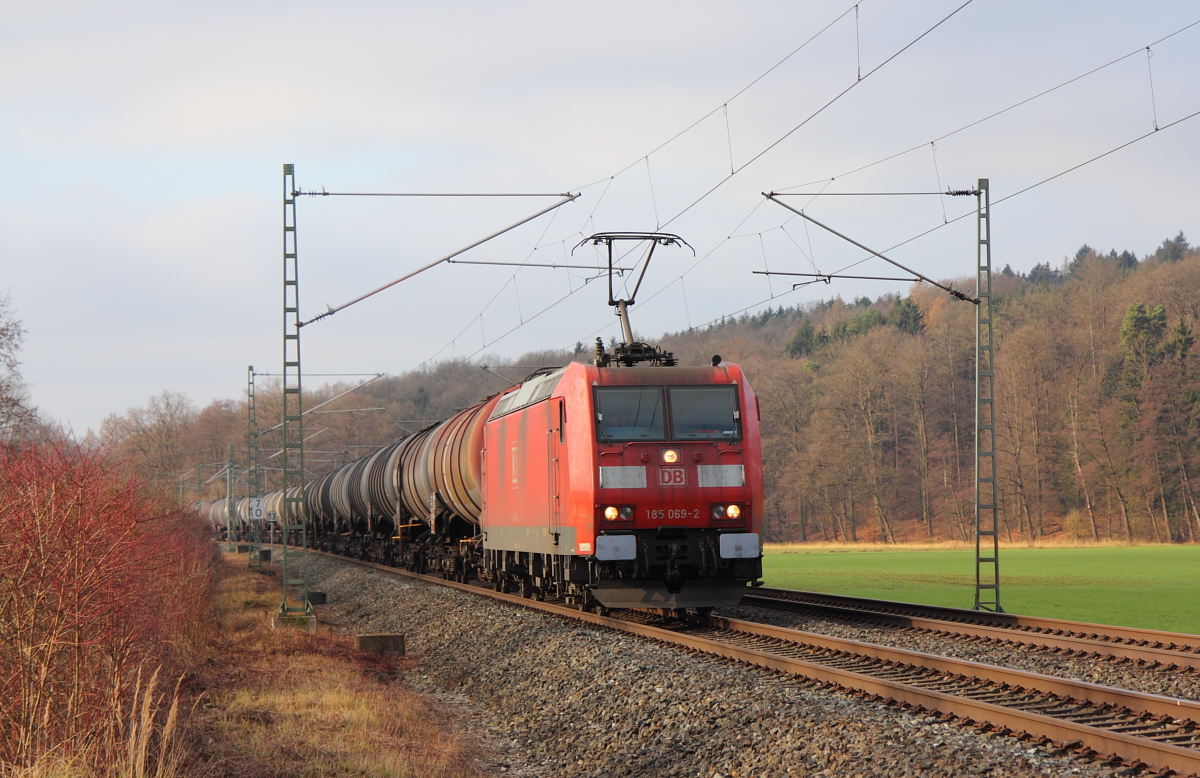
95;232;1199;544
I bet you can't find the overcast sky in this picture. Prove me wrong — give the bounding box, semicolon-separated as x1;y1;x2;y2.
2;1;1198;434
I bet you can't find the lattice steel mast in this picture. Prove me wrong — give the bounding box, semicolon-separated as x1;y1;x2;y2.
224;443;236;547
247;365;263;570
279;164;311;618
973;178;1002;612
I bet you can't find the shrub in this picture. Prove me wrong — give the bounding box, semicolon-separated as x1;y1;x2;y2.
0;441;212;771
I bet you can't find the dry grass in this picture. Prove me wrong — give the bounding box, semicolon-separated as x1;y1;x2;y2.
1;663;188;778
188;555;480;778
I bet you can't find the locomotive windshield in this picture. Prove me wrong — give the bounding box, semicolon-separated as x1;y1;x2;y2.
594;385;741;442
668;386;740;440
595;387;666;441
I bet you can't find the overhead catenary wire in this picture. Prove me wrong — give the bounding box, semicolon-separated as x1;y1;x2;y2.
294;190;574;197
425;9;1197;368
930;143;950;223
680;276;694;330
416;2;966;365
252;372;380;377
569;1;864;191
585;23;1200;343
776;105;1200;287
1145;47;1160;131
580;104;1200;353
753;270;919;283
779;223;821;274
644;158;661;230
770;191;955;196
658;0;975;230
420;190;574;368
257;374;384;436
855;4;862;81
723;104;735;174
275;9;1200;388
776;17;1200;191
590;101;1200;349
447;259;629;273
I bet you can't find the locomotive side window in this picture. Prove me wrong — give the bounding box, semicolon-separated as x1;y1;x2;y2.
668;386;740;440
595;387;666;441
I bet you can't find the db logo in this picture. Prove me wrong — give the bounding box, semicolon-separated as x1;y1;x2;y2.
659;467;686;487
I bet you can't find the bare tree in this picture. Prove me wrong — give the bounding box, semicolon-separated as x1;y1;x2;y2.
101;391;198;487
0;295;37;439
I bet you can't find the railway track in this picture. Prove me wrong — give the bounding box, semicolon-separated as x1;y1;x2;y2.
743;588;1200;671
292;549;1200;776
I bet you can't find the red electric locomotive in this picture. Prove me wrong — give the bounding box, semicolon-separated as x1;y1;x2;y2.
480;357;764;611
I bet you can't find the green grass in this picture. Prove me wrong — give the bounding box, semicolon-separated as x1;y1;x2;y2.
763;545;1200;635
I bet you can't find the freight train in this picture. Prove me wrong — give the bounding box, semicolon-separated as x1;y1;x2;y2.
200;233;765;612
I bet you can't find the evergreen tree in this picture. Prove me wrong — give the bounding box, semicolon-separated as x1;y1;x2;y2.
786;319;816;357
1154;232;1189;263
889;298;925;335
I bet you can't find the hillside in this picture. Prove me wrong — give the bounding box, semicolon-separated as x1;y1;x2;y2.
105;233;1200;544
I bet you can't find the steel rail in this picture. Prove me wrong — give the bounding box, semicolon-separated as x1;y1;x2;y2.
286;547;1200;775
747;588;1200;666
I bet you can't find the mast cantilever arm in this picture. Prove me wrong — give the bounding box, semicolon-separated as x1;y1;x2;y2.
763;193;977;304
299;193;579;327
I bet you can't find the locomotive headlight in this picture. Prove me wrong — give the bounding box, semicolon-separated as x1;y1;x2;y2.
662;448;680;463
725;504;742;519
603;506;634;521
712;504;726;520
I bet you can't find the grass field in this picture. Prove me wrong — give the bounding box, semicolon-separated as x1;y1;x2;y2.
762;544;1200;635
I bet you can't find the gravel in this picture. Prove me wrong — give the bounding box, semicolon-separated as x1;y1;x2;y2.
717;603;1200;703
304;556;1126;778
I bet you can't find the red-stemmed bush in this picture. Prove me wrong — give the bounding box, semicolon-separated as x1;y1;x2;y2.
0;440;212;769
